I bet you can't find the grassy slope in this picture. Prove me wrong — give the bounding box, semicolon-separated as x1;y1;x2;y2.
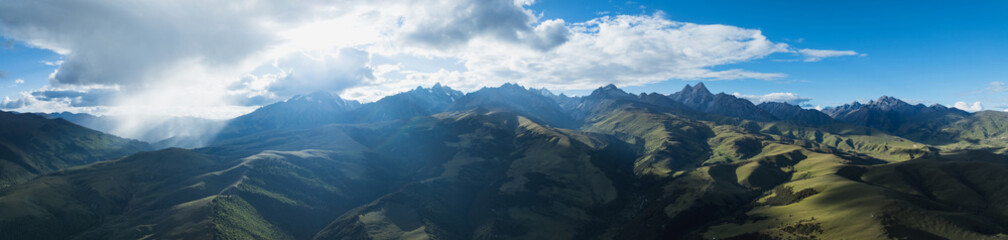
0;111;149;188
704;154;1008;240
582;106;713;177
577;102;1008;239
212;196;291;240
0;148;225;239
936;111;1008;153
310;102;965;239
314;110;637;239
0;124;403;240
5;98;1008;239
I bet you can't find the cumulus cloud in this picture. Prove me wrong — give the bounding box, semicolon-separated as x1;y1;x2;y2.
798;49;861;62
0;1;305;87
1;85;115;110
255;11;834;102
268;48;374;97
733;92;812;106
953;101;983;112
0;96;26;109
398;0;569;51
353;13;797;99
29;87;118;107
0;0;860;118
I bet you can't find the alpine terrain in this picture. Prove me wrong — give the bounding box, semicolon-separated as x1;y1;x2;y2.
2;83;1008;240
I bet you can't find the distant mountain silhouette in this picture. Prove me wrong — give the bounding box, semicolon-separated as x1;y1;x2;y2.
758;102;836;126
342;83;463;123
822;96;969;143
668;82;779;121
38;112;224;148
214;91;361;141
449;83;577;128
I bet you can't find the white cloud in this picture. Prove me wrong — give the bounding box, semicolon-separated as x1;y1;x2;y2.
348;13;797;100
987;81;1006;93
797;48;861;62
267;48;374;97
0;0;336;120
40;60;62;66
0;0;860;116
8;78;23;87
733;92;812;106
1;85;111;114
953;101;983;112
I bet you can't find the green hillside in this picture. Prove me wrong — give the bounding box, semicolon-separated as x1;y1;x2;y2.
4;84;1008;239
0;111;149;188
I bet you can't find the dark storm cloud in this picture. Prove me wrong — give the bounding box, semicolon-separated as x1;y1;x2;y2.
29;88;118;107
403;0;569;51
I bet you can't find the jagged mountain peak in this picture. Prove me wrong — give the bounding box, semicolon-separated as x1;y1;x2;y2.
822;95;973;142
450;83;575;128
692;82;712;94
430;82;463;95
831;96;955;114
214;90;362;141
867;95;911;110
669;83;778;121
874;95;900;103
289;91;359;106
589;83;635;99
534;87;556;98
693;82;709;91
409;83;463;98
675;82;715;100
930;103;949;110
757;101;835;126
499;82;527;90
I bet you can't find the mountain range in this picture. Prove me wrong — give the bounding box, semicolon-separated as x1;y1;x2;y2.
4;82;1008;239
37;112;225;148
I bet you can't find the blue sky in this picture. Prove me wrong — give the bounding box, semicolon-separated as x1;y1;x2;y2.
0;37;60;98
532;0;1008;108
1;0;1006;116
